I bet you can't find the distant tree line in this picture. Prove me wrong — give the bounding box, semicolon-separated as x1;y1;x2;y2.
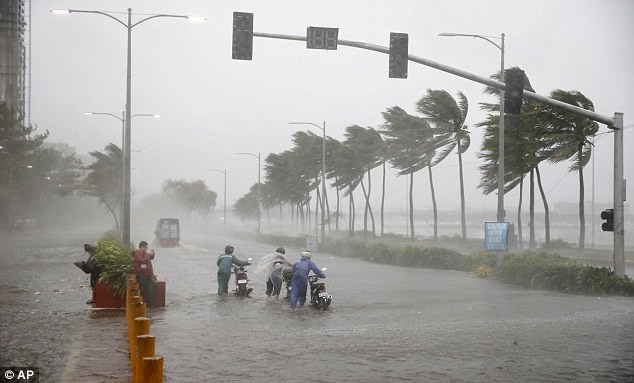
0;102;216;232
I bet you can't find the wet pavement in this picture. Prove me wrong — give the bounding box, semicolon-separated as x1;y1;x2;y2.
0;225;129;383
1;225;634;382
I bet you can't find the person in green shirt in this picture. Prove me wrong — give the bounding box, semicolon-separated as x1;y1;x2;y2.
216;245;250;295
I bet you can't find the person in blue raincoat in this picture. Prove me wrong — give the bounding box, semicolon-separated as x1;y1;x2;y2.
290;250;325;309
217;245;250;295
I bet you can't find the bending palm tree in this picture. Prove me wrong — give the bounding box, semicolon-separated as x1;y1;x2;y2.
539;90;599;249
416;89;471;240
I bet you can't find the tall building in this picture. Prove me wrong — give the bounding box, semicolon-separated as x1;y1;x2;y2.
0;0;27;120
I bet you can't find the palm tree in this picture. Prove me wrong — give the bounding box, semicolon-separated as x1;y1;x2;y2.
538;90;599;249
416;89;471;240
381;106;436;241
477;68;552;248
82;143;122;231
342;125;388;238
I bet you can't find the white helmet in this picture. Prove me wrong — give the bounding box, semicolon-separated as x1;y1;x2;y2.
302;250;311;259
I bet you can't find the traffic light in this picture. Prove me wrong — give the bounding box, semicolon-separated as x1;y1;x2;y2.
601;209;614;232
389;32;408;79
232;12;253;60
504;68;525;114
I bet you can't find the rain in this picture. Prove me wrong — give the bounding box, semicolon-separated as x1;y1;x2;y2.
1;0;634;382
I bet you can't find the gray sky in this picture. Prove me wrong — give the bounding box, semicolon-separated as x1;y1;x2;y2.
33;0;634;216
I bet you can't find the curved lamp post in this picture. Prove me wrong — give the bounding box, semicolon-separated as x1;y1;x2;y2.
289;121;327;241
439;32;505;224
208;168;227;228
52;8;205;246
235;153;261;234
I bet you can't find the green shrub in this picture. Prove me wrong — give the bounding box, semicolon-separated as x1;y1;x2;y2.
498;251;634;296
93;236;134;298
541;238;572;250
259;235;634;297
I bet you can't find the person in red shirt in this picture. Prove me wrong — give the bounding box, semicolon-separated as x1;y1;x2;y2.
133;241;156;307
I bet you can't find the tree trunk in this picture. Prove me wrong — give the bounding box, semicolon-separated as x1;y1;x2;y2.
335;176;340;233
427;165;438;242
517;176;524;249
457;142;467;240
361;179;369;238
578;145;586;249
409;173;415;241
535;166;551;244
361;171;376;238
529;169;536;248
381;162;386;237
348;189;356;238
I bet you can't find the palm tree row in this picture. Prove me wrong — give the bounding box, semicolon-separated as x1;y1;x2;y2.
234;70;598;248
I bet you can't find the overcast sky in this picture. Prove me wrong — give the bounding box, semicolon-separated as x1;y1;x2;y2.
32;0;633;217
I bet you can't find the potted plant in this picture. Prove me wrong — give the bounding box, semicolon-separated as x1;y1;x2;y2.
92;234;133;307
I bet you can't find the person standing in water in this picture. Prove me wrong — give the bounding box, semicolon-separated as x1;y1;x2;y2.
290;250;325;309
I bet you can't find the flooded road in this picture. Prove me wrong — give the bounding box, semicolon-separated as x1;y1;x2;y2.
151;237;634;382
1;227;633;382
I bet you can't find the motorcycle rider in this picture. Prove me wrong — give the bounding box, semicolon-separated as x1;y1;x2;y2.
290;250;325;309
217;245;251;295
265;247;293;299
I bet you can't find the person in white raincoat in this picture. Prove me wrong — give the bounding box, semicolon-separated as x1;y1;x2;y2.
254;247;293;299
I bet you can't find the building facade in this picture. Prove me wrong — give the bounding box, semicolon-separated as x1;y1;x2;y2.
0;0;26;119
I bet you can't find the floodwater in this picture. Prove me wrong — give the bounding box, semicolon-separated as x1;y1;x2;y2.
151;237;634;382
1;228;633;382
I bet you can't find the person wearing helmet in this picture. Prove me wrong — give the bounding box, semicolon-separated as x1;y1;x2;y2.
216;245;250;295
265;247;293;298
290;250;325;309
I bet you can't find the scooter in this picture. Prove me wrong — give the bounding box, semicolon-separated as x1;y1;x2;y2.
309;268;332;309
233;258;253;297
282;267;293;301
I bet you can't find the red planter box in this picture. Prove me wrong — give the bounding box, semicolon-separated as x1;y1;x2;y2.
94;280;126;308
153;281;166;308
94;280;166;308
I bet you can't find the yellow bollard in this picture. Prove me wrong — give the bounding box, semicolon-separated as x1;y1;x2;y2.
134;334;155;383
131;317;151;374
128;301;145;364
126;279;139;321
141;356;163;383
127;295;145;334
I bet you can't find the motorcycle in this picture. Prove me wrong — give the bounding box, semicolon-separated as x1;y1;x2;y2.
233;258;253;297
282;267;293;300
309;268;332;309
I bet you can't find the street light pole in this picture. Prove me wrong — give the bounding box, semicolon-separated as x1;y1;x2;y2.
208;168;227;228
235;153;261;234
439;32;505;223
53;8;204;246
8;165;33;230
289;121;327;241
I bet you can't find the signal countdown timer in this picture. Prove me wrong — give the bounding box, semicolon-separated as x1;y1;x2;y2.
306;27;338;50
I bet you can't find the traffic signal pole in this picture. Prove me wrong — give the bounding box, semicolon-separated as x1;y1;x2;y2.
247;29;626;277
613;113;625;276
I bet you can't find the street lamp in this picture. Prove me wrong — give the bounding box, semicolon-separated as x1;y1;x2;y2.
53;8;205;246
235;153;261;234
208;168;227;228
8;165;33;230
84;111;161;236
289;121;327;241
439;32;506;224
